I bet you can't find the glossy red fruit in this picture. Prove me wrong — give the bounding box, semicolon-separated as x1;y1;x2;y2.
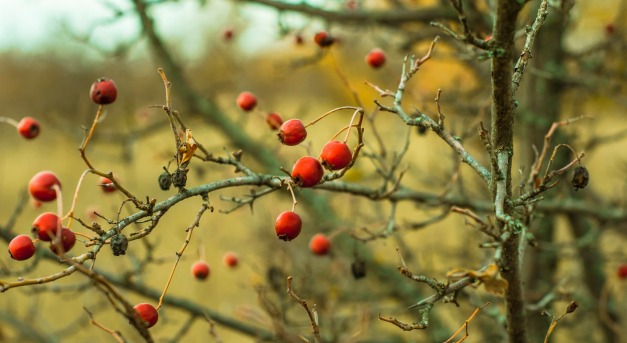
50;228;76;254
314;31;335;47
191;261;210;280
309;233;331;255
134;303;158;328
320;141;352;170
266;112;283;131
223;252;239;268
291;156;324;187
278;119;307;145
17;117;40;139
237;91;257;111
32;212;61;241
275;211;302;241
99;177;117;193
618;264;627;279
8;235;36;261
366;48;386;69
29;171;61;202
90;78;117;105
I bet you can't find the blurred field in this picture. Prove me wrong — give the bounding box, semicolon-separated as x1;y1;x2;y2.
0;1;626;342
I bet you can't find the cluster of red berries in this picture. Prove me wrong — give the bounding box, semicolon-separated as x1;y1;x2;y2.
271;114;354;244
8;171;77;261
9;78;119;260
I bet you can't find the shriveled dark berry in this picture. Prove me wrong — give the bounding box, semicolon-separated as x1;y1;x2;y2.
351;260;366;279
571;166;589;191
111;233;128;256
566;301;578;314
158;171;172;190
172;169;188;188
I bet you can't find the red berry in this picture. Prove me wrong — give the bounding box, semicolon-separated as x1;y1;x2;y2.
32;212;61;241
314;31;335;47
320;140;352;170
275;211;302;241
50;228;76;254
223;252;239;268
278;119;307;146
99;177;117;193
266;112;283;131
191;261;210;280
291;156;324;188
605;24;615;35
8;235;36;261
309;233;331;255
237;91;257;111
618;264;627;280
17;117;40;139
29;171;61;202
366;48;386;69
223;29;234;41
90;78;117;105
134;303;158;328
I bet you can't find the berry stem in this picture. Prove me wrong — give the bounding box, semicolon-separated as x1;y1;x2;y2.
0;116;19;127
198;239;206;261
304;106;361;128
79;105;104;170
53;184;64;246
327;124;359;143
62;169;91;227
74;232;92;240
286;181;298;213
343;108;362;143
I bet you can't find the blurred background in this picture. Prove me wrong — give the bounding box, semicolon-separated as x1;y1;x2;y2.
0;0;625;342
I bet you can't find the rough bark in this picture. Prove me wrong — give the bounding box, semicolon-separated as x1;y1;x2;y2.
490;1;527;343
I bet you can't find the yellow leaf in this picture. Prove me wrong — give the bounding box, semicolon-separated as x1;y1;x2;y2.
178;129;197;165
447;263;508;295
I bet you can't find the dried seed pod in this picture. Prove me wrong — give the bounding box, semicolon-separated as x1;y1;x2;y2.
351;260;366;279
571;166;589;191
566;301;578;314
172;169;188;188
158;171;172;191
111;233;128;256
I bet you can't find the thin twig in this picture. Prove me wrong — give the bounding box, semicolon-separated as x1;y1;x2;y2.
286;276;320;343
157;199;211;310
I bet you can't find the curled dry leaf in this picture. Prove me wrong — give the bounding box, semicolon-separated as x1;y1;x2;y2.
178;129;198;165
447;263;508;295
